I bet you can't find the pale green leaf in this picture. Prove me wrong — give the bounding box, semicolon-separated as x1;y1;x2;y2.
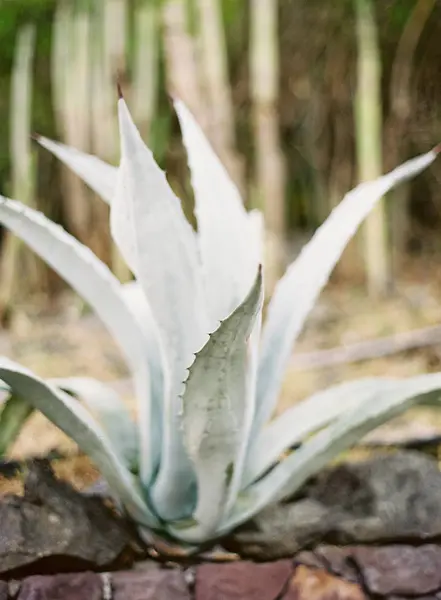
223;372;441;533
177;266;263;540
0;197;158;481
49;377;138;469
255;146;440;433
0;358;159;528
121;280;165;470
115;97;209;518
174;99;258;323
35;135;117;205
243;377;398;487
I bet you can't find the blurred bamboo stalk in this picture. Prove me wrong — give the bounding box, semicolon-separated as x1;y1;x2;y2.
355;0;390;297
326;42;361;281
387;0;436;270
250;0;286;294
0;24;38;315
88;0;130;277
195;0;244;192
52;1;92;245
104;0;131;280
132;0;159;140
162;0;205;122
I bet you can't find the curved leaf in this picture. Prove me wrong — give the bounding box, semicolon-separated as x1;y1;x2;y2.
35;135;117;205
173;266;263;541
222;372;441;534
0;358;159;528
243;377;398;487
225;305;262;513
115;96;209;518
0;196;158;481
121;280;165;468
49;377;138;469
254;146;441;433
174;99;258;324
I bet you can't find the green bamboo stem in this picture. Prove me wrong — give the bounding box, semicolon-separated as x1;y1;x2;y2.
355;0;390;297
250;0;286;295
0;24;38;315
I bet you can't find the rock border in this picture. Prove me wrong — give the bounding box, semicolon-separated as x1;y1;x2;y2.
4;543;441;599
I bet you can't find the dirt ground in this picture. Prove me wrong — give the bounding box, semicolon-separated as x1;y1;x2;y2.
3;258;441;489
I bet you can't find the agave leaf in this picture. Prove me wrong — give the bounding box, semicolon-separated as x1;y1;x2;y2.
121;280;165;467
225;306;262;514
49;377;138;469
0;358;159;527
115;97;209;518
35;135;117;205
254;146;441;433
174;99;258;323
243;377;398;487
222;372;441;533
0;393;33;456
0;197;158;481
177;266;263;539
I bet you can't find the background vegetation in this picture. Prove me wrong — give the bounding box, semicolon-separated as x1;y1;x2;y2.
1;0;441;312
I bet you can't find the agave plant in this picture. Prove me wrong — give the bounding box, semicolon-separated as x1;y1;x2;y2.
0;93;440;547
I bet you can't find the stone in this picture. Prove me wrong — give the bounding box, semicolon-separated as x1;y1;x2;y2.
0;581;7;600
195;559;292;600
283;565;366;600
17;572;102;600
0;460;134;575
293;550;326;571
224;451;441;559
352;544;441;596
112;569;190;600
223;499;331;559
313;546;359;583
390;596;441;600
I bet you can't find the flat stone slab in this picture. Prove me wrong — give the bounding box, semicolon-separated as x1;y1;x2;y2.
0;460;135;575
16;572;102;600
224;451;441;560
4;545;441;599
195;560;292;600
112;569;191;600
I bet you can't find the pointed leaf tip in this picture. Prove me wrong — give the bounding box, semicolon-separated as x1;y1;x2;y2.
117;82;123;100
434;143;441;155
30;132;40;142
